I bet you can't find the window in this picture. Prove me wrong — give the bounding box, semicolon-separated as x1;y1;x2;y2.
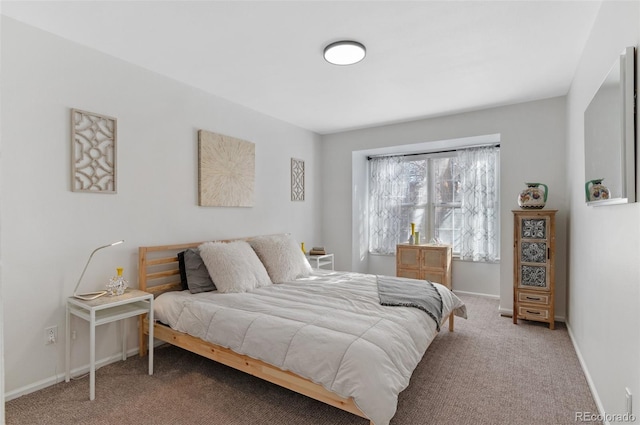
369;146;499;262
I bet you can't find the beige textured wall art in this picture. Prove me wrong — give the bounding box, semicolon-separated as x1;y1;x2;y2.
198;130;255;207
71;108;117;193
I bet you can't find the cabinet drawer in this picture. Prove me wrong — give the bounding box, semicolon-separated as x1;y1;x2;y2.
518;292;550;306
397;268;421;280
517;305;550;321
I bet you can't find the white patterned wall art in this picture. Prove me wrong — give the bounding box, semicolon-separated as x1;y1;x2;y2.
198;130;255;207
291;158;305;201
71;109;117;193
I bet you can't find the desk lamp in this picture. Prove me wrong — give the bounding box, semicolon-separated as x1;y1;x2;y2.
73;240;124;300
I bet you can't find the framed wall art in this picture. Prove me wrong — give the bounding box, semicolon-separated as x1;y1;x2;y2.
291;158;305;201
71;108;117;193
198;130;255;207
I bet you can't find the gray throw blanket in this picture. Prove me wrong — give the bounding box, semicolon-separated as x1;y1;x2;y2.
377;275;444;331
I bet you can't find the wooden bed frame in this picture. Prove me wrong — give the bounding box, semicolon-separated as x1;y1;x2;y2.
137;240;455;424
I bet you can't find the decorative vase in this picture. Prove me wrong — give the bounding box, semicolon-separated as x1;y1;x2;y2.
518;183;548;209
409;222;416;244
107;267;128;296
585;179;610;202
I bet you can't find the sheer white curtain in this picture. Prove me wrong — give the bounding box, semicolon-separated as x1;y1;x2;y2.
369;156;405;255
457;146;500;262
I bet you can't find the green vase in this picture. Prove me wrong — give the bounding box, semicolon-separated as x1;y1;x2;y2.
585;179;610;202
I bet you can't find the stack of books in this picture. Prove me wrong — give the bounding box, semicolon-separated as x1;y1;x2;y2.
309;246;326;256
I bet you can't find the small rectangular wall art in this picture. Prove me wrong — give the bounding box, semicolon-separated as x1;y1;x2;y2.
71;109;117;193
291;158;305;201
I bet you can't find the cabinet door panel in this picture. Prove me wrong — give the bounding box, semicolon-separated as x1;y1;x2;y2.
521;242;547;263
519;265;549;290
397;248;420;269
521;218;547;239
421;249;445;270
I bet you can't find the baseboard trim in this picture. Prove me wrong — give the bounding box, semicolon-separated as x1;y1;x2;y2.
454;290;499;299
4;341;163;402
566;323;608;425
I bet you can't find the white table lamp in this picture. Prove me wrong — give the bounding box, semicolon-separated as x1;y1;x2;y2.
73;240;124;300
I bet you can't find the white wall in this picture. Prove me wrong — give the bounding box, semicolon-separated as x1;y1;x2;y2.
321;97;567;308
0;3;5;423
566;0;640;418
1;18;322;398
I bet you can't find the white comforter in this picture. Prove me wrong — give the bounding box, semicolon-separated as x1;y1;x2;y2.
154;269;466;425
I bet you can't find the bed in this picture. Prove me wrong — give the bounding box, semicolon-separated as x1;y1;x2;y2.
137;236;466;425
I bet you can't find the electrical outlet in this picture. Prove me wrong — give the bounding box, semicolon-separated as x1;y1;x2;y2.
71;330;77;340
626;387;632;415
44;326;57;345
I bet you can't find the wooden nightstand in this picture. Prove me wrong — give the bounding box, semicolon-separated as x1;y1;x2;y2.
396;243;452;289
65;289;154;400
306;253;334;270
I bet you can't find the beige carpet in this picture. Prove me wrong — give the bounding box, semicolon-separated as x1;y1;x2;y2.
6;294;600;425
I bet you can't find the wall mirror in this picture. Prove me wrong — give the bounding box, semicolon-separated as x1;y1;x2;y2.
584;46;636;206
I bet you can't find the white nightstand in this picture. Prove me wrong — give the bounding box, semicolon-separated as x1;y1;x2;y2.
306;253;334;270
65;289;154;400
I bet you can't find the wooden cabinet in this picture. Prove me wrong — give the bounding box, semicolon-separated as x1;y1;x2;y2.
512;210;556;330
396;244;452;289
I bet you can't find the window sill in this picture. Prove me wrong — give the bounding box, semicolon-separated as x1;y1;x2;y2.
367;251;500;264
453;256;500;264
368;252;395;257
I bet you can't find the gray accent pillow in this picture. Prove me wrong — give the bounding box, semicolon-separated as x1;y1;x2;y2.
177;250;189;290
178;248;216;294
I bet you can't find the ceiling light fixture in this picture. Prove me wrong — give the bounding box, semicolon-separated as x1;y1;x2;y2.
323;40;366;65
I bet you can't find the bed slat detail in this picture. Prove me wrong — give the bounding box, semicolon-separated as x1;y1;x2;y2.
147;256;179;266
146;282;182;296
146;269;181;280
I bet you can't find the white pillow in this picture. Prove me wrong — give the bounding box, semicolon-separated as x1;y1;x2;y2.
249;234;312;283
198;241;272;293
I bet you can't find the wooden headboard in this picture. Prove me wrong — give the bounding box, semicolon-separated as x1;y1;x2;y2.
138;236;261;297
138;242;203;297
